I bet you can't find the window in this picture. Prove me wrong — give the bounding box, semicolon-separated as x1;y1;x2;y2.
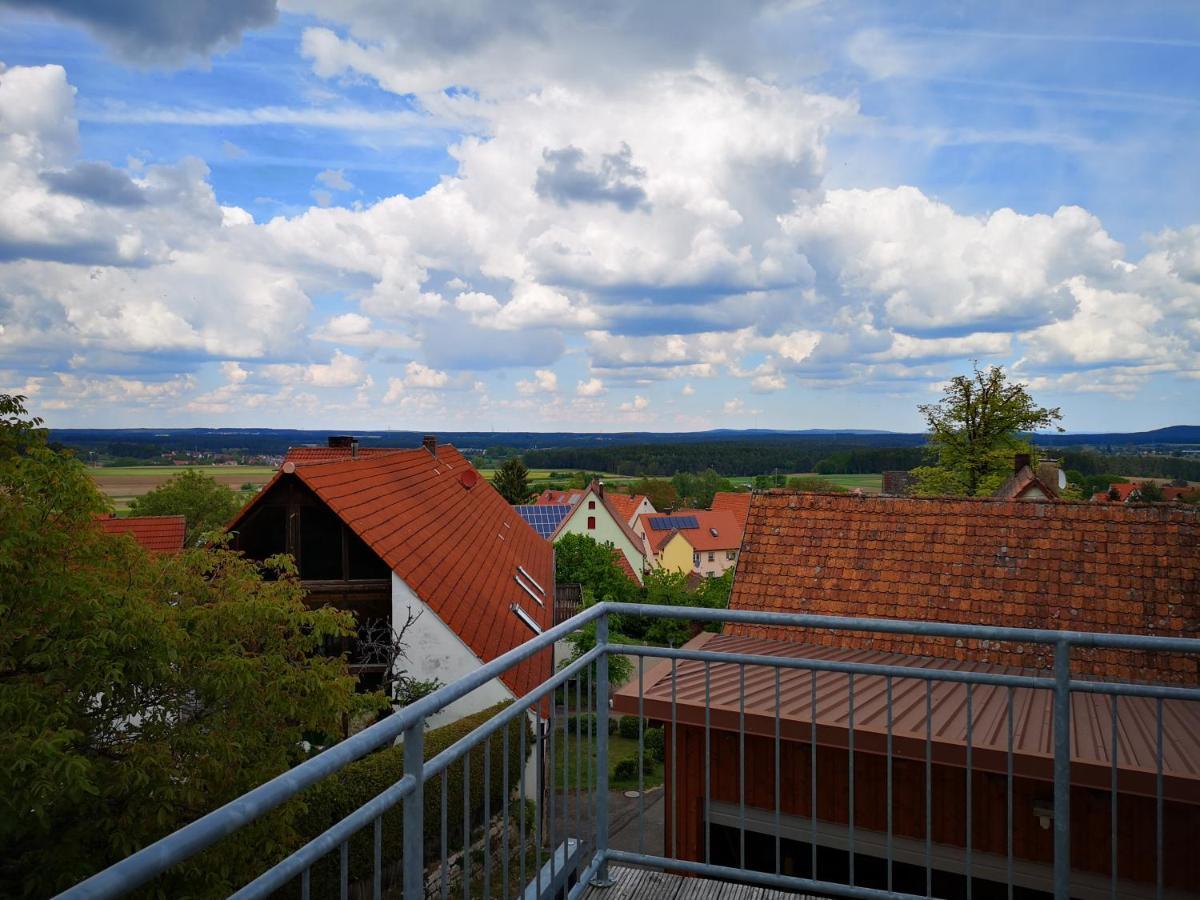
708;551;715;562
587;516;596;529
693;552;700;566
726;550;737;561
588;500;596;509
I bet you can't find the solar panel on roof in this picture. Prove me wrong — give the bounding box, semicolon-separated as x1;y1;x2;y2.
648;515;699;531
514;504;573;539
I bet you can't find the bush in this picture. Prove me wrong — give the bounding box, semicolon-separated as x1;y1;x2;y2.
608;713;618;736
613;755;645;782
618;715;643;740
643;727;665;763
565;712;596;734
295;703;531;898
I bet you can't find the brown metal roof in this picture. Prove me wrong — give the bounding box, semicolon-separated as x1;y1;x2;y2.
613;632;1200;804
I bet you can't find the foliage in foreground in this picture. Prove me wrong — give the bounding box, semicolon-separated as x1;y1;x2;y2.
0;396;367;898
128;466;244;545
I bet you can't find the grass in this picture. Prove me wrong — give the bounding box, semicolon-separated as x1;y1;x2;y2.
551;728;665;793
87;464;276;511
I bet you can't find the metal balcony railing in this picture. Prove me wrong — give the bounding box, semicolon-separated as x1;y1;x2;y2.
56;603;1200;900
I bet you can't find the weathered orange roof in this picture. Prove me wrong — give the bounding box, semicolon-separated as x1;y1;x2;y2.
610;546;643;586
606;492;650;525
97;514;186;552
283;447;407;465
231;447;554;699
992;464;1060;501
639;509;742;553
615;632;1200;802
1164;485;1200;502
710;491;752;529
534;488;584;506
727;491;1199;683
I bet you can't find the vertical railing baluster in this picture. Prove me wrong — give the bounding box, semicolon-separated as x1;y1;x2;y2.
340;841;349;900
464;751;471;900
483;740;491;900
533;728;541;897
811;668;818;882
519;720;527;894
301;867;310;900
373;816;382;900
402;718;425;900
1007;685;1014;900
575;675;582;856
886;674;893;894
738;662;745;869
672;656;679;862
1156;696;1164;900
638;654;645;857
502;720;510;900
848;671;855;887
1110;694;1118;900
925;679;933;898
548;690;556;889
774;666;782;877
441;770;449;900
966;683;973;900
592;612;612;886
704;660;712;866
586;661;594;853
1052;640;1071;900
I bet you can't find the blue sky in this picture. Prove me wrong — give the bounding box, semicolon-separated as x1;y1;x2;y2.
0;1;1197;432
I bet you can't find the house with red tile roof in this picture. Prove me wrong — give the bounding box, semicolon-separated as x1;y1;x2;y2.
226;439;554;725
992;455;1064;501
282;434;422;466
97;514;187;553
548;481;646;584
533;487;586;506
636;508;742;577
709;490;751;530
617;491;1200;897
604;491;656;527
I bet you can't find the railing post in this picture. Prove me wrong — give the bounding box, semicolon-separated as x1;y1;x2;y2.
402;718;425;900
591;611;614;887
1052;640;1071;900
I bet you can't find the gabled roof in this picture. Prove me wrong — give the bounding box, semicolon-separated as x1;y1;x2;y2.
230;447;554;698
283;446;406;465
727;491;1199;684
639;509;742;553
1107;482;1143;501
550;483;647;563
605;492;652;526
97;514;187;553
534;488;584;506
513;503;573;540
992;463;1060;501
1164;485;1200;502
710;491;751;529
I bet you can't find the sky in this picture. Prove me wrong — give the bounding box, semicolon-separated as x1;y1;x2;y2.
0;1;1198;433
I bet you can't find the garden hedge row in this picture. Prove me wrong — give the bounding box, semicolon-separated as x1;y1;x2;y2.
293;702;532;897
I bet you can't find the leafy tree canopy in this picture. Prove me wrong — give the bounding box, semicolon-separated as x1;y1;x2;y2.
671;468;734;508
0;395;369;896
491;456;533;504
554;532;639;605
128;467;243;545
627;477;678;511
913;364;1062;497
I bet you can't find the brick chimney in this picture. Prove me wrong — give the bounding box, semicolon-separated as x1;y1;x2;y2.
422;435;437;457
1014;452;1032;473
350;438;359;459
328;435;354;448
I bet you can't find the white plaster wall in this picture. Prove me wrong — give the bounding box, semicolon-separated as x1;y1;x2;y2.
392;573;514;729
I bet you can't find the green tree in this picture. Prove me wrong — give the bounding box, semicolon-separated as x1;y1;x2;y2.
554;533;638;605
0;393;45;459
1137;481;1164;501
0;396;368;897
128;467;243;545
912;364;1063;497
628;477;678;511
491;456;533;504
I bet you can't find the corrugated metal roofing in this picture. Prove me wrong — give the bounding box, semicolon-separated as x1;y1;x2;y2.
615;632;1200;803
97;514;186;552
230;447;554;700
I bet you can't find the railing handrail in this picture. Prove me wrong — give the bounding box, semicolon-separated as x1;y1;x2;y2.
55;599;1200;900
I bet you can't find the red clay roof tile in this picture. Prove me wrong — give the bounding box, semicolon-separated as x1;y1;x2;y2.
97;514;186;553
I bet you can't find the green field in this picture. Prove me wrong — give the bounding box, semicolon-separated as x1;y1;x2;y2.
88;465;276;511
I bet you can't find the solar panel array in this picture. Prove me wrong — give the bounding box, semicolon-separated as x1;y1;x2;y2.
647;515;699;531
514;504;573;539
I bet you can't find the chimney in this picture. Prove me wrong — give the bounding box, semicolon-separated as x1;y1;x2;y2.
328;435;353;449
1014;452;1032;473
597;480;605;498
422;435;437;457
350;438;359;459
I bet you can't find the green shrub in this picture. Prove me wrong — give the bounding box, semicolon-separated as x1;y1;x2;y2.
612;755;640;781
618;715;643;740
565;712;597;734
643;727;665;763
295;703;531;898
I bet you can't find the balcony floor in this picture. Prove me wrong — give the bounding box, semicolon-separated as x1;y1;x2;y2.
579;865;807;898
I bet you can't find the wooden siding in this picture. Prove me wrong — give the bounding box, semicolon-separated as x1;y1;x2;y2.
664;723;1200;893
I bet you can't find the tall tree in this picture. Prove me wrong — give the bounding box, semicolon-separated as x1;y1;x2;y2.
491;456;533;504
0;395;369;896
128;467;243;545
913;364;1062;497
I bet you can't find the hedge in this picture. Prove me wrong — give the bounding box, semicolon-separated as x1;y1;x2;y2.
617;715;643;740
293;702;532;898
643;727;665;763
